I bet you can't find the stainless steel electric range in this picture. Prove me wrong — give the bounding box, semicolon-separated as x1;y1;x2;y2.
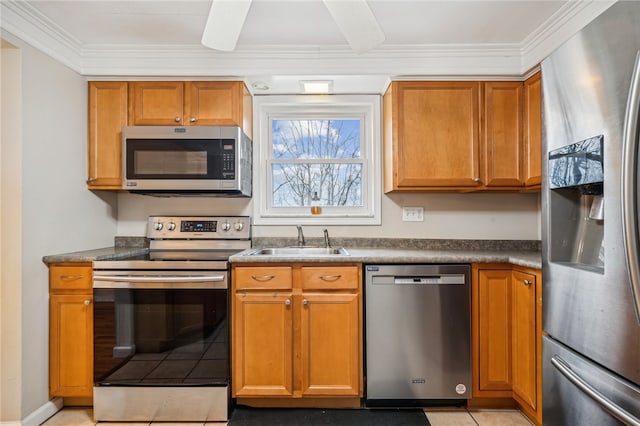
91;216;250;422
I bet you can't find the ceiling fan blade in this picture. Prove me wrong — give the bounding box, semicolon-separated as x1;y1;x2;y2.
201;0;252;51
323;0;385;54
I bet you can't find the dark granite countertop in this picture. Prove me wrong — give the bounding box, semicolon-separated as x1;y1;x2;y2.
230;238;541;269
229;247;541;269
42;246;149;264
42;237;541;270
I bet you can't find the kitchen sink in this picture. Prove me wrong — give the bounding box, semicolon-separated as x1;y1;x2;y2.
245;246;349;256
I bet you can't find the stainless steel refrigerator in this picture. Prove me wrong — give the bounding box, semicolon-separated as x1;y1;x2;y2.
542;2;640;425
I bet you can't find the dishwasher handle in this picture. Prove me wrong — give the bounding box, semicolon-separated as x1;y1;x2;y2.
393;274;466;285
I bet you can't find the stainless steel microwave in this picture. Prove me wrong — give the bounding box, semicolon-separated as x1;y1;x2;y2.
122;126;252;196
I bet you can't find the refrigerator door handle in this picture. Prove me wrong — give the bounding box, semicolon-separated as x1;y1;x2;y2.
621;50;640;324
551;355;640;426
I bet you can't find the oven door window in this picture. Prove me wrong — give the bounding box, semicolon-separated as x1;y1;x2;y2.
125;138;235;180
93;288;228;386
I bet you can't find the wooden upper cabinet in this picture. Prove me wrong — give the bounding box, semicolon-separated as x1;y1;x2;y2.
483;81;524;188
523;72;542;187
186;81;253;136
128;81;253;138
384;81;482;191
129;81;185;125
87;81;128;189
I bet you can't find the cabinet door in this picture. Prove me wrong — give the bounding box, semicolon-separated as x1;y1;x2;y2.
49;294;93;397
88;81;127;189
129;81;184;125
512;270;537;409
476;269;512;391
524;72;542;187
483;82;524;187
300;293;359;396
390;81;481;188
186;81;243;126
232;292;293;397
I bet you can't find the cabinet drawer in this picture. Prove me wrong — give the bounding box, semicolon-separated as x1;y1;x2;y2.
50;266;93;291
301;266;359;290
234;267;293;290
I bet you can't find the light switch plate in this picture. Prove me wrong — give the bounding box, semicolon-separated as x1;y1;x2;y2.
402;207;424;221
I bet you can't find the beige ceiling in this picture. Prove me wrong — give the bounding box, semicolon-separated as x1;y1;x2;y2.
1;0;616;93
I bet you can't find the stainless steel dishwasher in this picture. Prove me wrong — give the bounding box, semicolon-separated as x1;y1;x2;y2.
365;264;471;405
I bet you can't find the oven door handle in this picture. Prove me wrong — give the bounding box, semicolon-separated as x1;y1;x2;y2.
93;274;225;283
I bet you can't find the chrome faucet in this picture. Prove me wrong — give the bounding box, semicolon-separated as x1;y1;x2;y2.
323;228;331;248
296;225;305;247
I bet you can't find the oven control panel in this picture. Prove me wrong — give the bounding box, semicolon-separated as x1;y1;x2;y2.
147;216;251;240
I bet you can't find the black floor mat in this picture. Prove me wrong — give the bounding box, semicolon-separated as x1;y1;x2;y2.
228;406;431;426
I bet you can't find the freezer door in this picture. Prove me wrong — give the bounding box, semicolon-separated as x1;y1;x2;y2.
543;336;640;426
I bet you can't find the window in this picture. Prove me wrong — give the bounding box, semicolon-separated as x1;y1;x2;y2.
253;95;381;225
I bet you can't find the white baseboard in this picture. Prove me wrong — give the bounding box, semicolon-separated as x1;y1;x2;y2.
13;398;63;426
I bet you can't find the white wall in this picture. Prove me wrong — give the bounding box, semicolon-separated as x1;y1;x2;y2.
0;32;118;423
116;191;540;240
1;39;24;423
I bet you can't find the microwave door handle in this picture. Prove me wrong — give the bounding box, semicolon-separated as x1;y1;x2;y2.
622;49;640;325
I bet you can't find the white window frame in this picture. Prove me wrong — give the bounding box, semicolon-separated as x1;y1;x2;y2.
253;94;381;225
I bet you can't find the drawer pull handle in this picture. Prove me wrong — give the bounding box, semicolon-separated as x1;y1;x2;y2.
60;275;84;281
251;275;275;282
320;275;342;282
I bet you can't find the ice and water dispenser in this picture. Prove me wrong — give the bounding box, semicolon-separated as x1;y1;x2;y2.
548;135;604;271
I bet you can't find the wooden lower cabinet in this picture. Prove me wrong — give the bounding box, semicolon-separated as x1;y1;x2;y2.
49;264;93;398
472;263;542;425
233;291;294;397
232;264;362;404
300;292;359;396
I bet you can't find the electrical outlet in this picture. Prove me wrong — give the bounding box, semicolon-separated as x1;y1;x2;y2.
402;207;424;222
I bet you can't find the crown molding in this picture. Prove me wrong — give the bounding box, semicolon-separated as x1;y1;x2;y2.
1;0;613;90
520;0;616;70
1;0;83;72
79;43;524;78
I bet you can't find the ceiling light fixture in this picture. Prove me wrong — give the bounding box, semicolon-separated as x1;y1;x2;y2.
300;80;333;94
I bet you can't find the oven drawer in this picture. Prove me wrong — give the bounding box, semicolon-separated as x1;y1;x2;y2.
301;266;359;290
234;266;293;290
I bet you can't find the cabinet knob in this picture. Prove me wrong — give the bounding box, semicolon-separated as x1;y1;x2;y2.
285;299;291;305
523;279;532;286
86;177;95;183
190;117;197;123
84;299;91;306
473;177;481;183
303;299;308;305
175;116;181;122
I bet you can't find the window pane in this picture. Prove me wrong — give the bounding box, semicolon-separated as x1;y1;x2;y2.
272;119;361;160
271;163;363;207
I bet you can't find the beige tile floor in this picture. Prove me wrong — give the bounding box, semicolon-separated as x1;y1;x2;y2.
41;406;534;425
